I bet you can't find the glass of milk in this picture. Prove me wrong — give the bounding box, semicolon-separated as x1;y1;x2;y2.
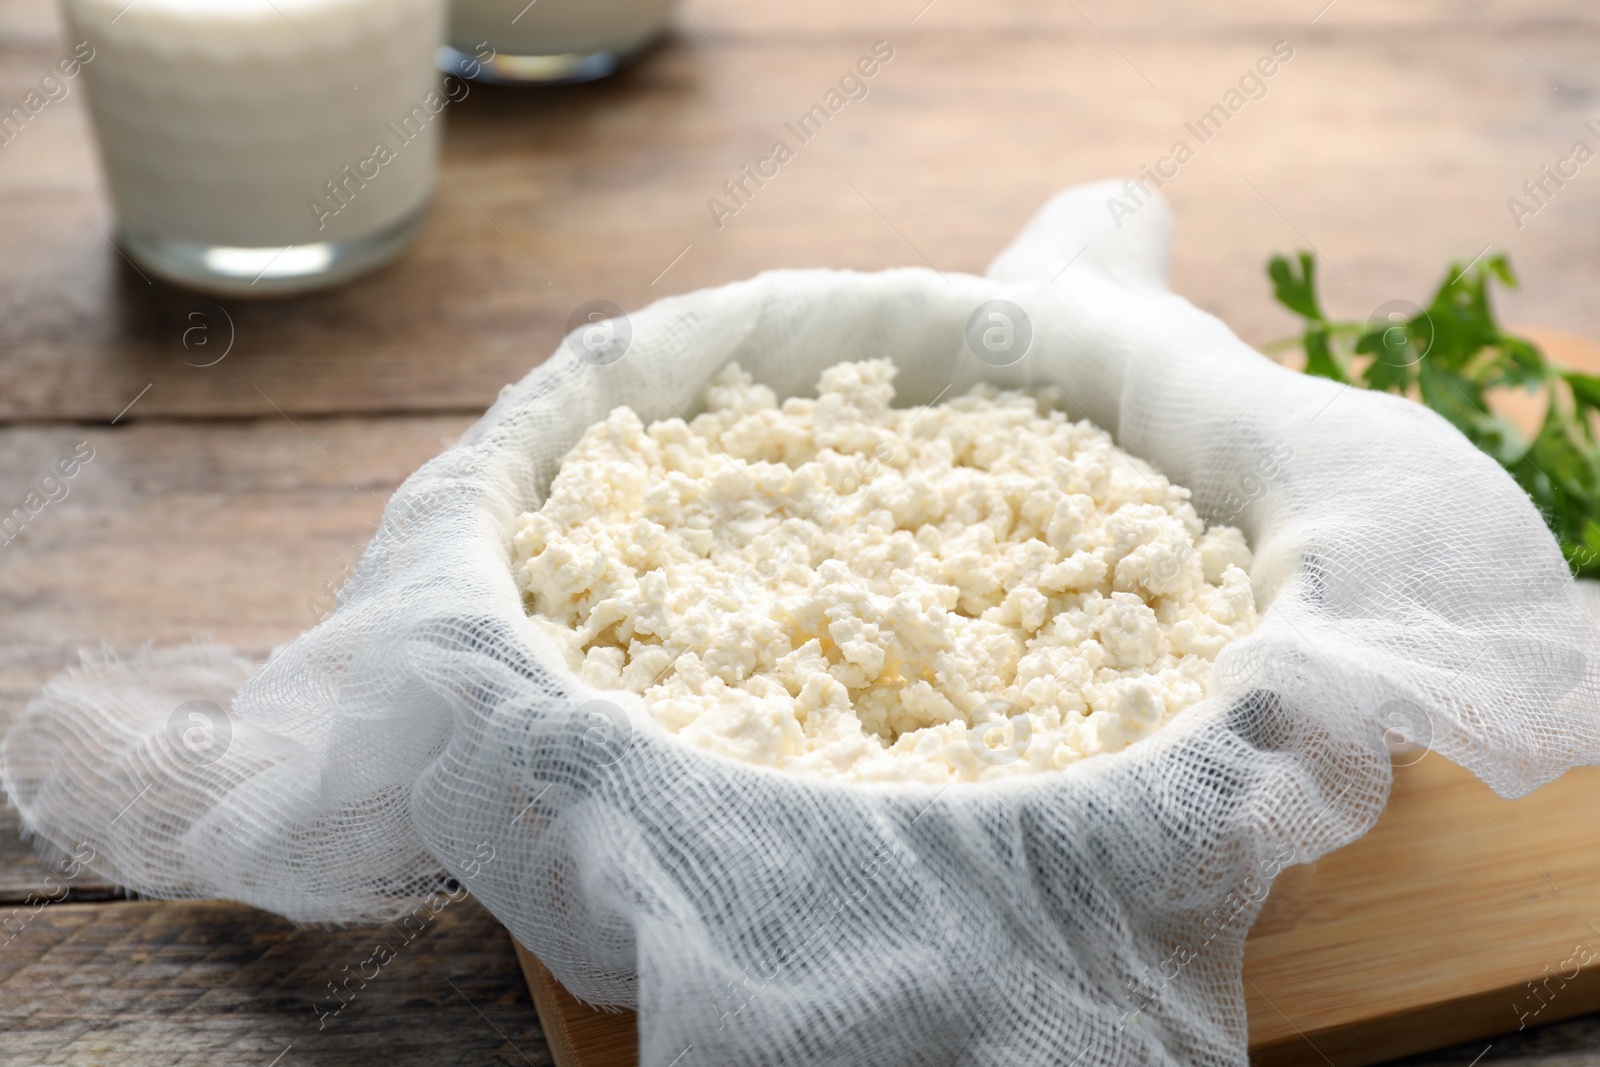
442;0;671;84
64;0;448;296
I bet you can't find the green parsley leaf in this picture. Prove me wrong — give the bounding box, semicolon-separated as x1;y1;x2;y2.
1267;251;1600;579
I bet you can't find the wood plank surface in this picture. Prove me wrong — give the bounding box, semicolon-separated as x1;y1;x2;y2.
1246;756;1600;1065
514;945;638;1067
0;0;1598;420
0;896;548;1066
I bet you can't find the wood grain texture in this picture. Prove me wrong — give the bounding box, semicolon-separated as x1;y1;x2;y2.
0;896;548;1066
1;0;1598;421
1247;756;1600;1066
514;944;638;1067
1384;1010;1600;1066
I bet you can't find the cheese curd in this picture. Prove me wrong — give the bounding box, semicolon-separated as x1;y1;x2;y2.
513;360;1259;783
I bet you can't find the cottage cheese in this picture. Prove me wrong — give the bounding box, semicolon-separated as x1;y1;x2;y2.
513;360;1258;783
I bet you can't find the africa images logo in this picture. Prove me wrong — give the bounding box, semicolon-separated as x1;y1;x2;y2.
165;699;233;767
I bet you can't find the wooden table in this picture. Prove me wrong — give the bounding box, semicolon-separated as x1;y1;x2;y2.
2;0;1599;1062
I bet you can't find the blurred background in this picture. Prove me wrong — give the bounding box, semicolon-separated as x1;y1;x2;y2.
3;0;1598;420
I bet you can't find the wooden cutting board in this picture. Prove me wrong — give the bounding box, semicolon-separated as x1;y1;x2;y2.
513;754;1600;1067
514;331;1600;1066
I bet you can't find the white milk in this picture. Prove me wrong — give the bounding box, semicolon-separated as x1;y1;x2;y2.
445;0;670;83
64;0;447;294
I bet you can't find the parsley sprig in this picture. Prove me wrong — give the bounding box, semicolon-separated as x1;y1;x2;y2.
1267;251;1600;577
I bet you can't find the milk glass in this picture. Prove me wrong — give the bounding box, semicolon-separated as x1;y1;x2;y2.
64;0;447;295
441;0;670;84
